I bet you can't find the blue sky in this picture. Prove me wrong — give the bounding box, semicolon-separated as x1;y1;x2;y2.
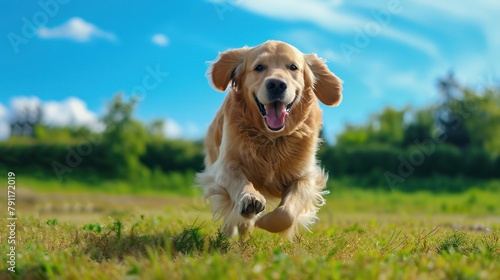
1;0;499;142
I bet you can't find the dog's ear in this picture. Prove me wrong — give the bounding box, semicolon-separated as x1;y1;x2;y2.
305;54;343;106
210;47;250;91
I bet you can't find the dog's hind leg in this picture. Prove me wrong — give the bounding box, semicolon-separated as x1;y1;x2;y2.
255;168;328;238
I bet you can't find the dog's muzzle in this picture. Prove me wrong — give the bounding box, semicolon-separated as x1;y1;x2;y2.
254;95;295;131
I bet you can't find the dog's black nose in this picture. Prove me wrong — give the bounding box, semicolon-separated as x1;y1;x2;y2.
266;78;287;100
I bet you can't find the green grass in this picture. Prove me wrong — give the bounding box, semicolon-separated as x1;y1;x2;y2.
14;171;200;195
331;186;500;216
1;180;499;279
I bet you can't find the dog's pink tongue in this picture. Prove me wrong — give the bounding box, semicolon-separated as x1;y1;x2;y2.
265;102;288;130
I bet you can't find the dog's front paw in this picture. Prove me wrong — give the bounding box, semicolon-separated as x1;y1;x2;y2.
240;193;266;218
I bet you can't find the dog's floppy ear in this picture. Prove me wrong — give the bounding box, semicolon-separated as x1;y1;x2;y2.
305;54;343;106
210;47;250;91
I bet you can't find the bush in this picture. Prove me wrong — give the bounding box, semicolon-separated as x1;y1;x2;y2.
140;139;204;173
0;139;204;181
318;144;500;190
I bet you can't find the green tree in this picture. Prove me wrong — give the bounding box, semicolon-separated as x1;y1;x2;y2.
148;119;166;140
101;94;149;179
336;124;372;146
372;107;407;145
9;101;42;138
435;72;471;147
402;107;434;147
336;107;407;147
449;87;500;155
34;125;92;143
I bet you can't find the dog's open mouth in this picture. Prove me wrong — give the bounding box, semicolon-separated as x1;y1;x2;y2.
254;96;294;131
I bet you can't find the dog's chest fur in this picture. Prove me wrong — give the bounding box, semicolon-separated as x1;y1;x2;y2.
236;127;317;198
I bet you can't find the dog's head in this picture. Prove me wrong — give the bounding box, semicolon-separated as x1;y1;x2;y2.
210;40;342;133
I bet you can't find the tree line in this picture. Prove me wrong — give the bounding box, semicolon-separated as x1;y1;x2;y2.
321;73;500;190
1;74;499;191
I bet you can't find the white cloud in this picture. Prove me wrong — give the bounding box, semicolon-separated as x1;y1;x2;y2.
230;0;476;58
11;96;41;119
0;103;7;119
0;103;9;140
152;33;169;47
359;61;437;102
163;118;182;138
161;119;203;139
280;30;345;66
386;71;421;89
7;96;101;132
387;71;435;100
184;122;203;139
352;0;500;60
235;0;364;31
321;49;343;64
240;0;498;97
395;0;500;28
38;17;116;42
230;0;439;58
42;97;100;129
379;27;440;58
378;0;500;88
2;97;203;140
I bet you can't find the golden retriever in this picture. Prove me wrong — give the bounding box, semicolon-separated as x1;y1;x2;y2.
196;40;343;238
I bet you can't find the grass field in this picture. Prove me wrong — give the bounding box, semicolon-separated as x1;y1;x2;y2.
1;179;499;279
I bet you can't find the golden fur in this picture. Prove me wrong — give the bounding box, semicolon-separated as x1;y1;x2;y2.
196;40;343;238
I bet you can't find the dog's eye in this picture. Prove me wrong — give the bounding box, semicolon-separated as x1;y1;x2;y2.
254;64;264;72
289;64;298;71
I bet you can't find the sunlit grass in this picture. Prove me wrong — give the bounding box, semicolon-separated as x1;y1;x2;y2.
16;171;200;195
1;179;499;279
1;212;498;279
